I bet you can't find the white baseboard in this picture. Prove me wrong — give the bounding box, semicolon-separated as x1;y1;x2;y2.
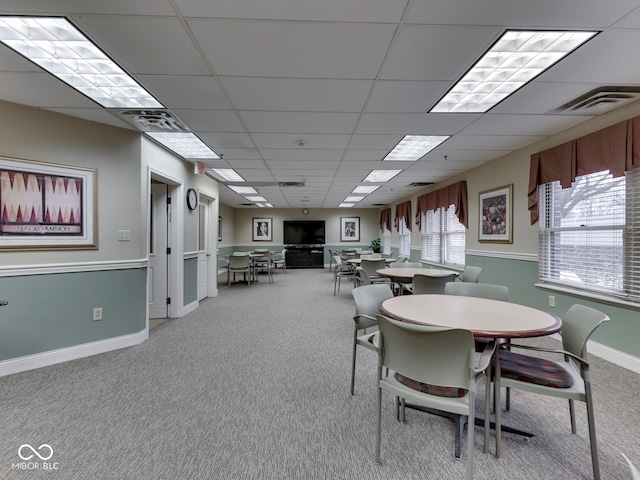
549;333;640;374
0;330;147;377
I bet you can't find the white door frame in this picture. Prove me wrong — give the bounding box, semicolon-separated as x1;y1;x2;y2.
147;168;183;324
198;191;219;299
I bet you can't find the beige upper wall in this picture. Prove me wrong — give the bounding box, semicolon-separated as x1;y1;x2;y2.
0;100;143;265
386;99;640;256
229;207;380;247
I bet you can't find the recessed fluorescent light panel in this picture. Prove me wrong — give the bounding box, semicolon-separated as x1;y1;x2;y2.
209;169;245;182
146;132;219;159
383;135;449;161
228;186;257;195
245;196;267;202
431;30;598;113
339;203;355;208
344;196;364;203
363;170;402;183
0;16;163;109
353;185;379;194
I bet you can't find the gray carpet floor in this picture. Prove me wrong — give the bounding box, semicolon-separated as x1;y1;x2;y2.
0;268;638;479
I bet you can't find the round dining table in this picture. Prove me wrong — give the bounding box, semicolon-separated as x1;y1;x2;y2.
379;293;562;458
347;257;396;266
376;267;457;295
379;294;561;338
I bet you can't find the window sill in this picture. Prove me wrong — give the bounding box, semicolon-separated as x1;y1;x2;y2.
535;283;640;311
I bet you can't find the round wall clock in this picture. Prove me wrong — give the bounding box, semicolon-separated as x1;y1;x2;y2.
302;208;309;215
186;188;198;210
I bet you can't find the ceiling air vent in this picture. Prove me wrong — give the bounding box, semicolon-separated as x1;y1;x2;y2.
118;110;189;132
278;181;306;187
554;86;640;114
408;182;434;187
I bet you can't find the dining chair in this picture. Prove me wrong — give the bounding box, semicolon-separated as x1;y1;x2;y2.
494;304;610;478
412;272;457;294
444;281;508;301
227;254;252;287
622;453;640;480
252;251;273;283
358;258;388;286
271;250;286;273
333;255;356;295
458;265;483;283
375;314;495;479
350;284;394;395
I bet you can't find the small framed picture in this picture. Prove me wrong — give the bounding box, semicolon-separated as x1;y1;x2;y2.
218;216;222;242
479;184;513;243
340;216;360;242
253;217;272;241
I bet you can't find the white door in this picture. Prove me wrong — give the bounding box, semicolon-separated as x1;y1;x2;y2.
197;201;208;301
149;183;169;319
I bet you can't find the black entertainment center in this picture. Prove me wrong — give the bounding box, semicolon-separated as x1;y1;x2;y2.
283;220;325;269
285;245;324;269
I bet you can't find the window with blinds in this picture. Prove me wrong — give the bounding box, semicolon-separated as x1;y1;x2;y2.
398;217;410;256
421;205;465;267
381;225;391;255
538;167;640;303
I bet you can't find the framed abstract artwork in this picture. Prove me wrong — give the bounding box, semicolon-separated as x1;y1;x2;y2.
0;156;97;250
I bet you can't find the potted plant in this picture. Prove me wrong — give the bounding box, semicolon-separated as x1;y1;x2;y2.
370;237;381;253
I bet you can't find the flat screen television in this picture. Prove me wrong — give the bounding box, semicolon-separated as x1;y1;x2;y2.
283;220;325;245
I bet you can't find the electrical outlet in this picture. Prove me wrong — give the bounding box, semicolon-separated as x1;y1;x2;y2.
548;295;556;308
118;230;131;241
93;307;103;321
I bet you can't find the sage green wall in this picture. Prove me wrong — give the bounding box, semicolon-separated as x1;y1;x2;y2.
0;269;146;361
183;257;198;306
466;254;640;357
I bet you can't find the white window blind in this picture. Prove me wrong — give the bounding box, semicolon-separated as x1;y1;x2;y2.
398;217;410;256
421;205;465;267
381;224;391;255
538;167;640;303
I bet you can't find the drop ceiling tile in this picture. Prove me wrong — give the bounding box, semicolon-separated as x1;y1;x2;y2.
189;19;395;78
172;110;245;132
355;113;480;135
252;133;350;150
74;16;210;75
348;135;404;150
0;72;99;108
404;0;640;28
176;0;407;22
136;75;231;110
219;77;373;112
365;80;451;113
238;111;359;134
380;25;500;81
260;149;344;161
196;133;256;149
0;0;176;15
458;114;593;137
444;134;545;151
342;150;389;161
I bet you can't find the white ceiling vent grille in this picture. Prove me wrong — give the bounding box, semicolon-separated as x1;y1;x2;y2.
278;181;306;187
554;86;640;114
118;110;189;132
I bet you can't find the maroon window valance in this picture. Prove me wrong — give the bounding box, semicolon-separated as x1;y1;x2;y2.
379;208;391;231
414;181;468;229
394;201;412;232
529;115;640;224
